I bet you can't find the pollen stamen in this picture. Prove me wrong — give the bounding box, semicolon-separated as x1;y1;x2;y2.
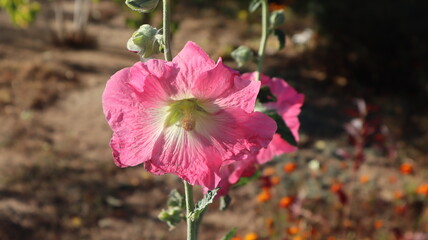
165;98;207;131
180;113;196;131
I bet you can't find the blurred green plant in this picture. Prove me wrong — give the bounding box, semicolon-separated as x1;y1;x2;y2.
0;0;40;28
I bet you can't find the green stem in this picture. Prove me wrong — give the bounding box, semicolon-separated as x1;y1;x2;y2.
184;181;197;240
257;0;269;81
162;0;172;61
194;209;206;237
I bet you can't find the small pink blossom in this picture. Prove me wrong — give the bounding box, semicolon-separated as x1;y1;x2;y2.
242;72;304;164
102;42;276;190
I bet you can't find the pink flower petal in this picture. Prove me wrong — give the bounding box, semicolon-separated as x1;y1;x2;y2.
228;156;257;184
256;134;297;164
172;41;216;93
209;108;277;160
191;58;236;100
241;72;304;144
147;126;223;189
213;75;261;113
203;156;257;197
270;77;304;143
103;67;167;167
145;107;276;190
128;60;179;104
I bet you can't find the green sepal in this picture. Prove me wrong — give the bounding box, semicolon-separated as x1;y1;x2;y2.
270;10;286;28
231;45;254;68
219;195;231;211
249;0;261;12
233;170;261;188
158;189;186;230
273;29;286;50
264;109;297;146
167;189;185;209
221;227;238;240
125;0;159;13
158;206;183;230
188;188;219;221
258;86;278;103
127;24;161;58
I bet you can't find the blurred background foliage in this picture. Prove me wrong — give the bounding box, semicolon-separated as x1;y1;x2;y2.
0;0;40;27
291;0;428;102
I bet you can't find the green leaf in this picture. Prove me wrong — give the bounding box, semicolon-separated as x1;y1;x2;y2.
273;29;286;50
219;195;232;211
258;86;278;103
265;109;297;146
167;189;184;209
249;0;261;12
233;170;261;188
221;227;238;240
188;188;219;221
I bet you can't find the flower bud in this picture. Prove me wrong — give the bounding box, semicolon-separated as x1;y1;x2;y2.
125;0;159;13
127;24;161;58
270;10;285;28
158;207;182;229
231;45;254;67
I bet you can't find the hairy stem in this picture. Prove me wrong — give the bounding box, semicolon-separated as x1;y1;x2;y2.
257;0;269;81
184;181;197;240
162;0;172;61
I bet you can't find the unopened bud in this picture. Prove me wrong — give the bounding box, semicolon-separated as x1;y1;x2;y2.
231;46;254;67
125;0;159;13
158;207;182;229
127;24;161;58
270;10;285;28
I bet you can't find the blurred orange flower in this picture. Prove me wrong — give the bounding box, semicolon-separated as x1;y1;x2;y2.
359;175;370;184
287;226;299;235
330;183;343;193
416;183;428;196
279;196;294;208
388;175;398;183
283;162;297;173
231;237;242;240
266;218;274;235
394;191;404;200
374;220;383;229
395;204;406;214
400;163;413;175
257;188;272;203
269;3;286;11
244;232;258;240
270;176;280;185
343;219;353;228
263;167;276;176
265;218;274;228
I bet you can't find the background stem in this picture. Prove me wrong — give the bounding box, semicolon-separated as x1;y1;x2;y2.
162;0;172;61
257;0;269;81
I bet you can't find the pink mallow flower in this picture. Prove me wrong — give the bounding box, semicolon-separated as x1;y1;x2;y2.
102;42;277;190
208;73;304;196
